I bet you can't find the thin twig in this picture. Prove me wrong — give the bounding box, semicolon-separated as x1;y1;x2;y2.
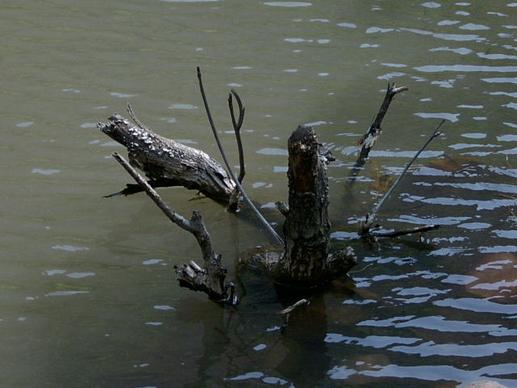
228;90;246;183
279;299;310;315
348;263;374;275
104;179;177;198
196;67;283;245
127;103;147;130
278;298;310;332
362;120;445;233
112;153;198;233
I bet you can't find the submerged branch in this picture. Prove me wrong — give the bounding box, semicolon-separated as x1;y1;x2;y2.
371;224;440;238
99;114;235;204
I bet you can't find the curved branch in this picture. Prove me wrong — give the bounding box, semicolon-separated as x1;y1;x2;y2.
112;152;237;304
228;90;246;183
361;120;445;236
197;67;283;245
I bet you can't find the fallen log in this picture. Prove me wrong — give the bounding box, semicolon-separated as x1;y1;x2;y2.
99;77;283;244
98;114;236;205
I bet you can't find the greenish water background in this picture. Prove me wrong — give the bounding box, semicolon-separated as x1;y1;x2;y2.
1;0;516;386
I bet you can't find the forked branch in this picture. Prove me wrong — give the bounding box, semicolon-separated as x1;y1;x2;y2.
361;120;445;236
112;152;237;304
197;67;283;245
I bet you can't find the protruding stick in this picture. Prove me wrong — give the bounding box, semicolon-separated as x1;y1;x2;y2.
279;299;309;315
197;67;283;245
127;103;147;130
361;120;445;235
356;83;408;167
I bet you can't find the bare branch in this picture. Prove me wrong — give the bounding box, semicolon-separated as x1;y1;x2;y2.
112;152;236;304
197;66;283;245
361;120;445;235
127;103;148;130
279;298;310;330
100;114;235;204
355;83;408;168
279;299;309;315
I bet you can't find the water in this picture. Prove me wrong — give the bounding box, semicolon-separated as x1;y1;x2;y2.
1;0;516;386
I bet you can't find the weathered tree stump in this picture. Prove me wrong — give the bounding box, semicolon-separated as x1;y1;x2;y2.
274;126;356;288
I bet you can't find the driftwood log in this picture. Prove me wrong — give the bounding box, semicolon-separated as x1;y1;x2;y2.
99;114;236;205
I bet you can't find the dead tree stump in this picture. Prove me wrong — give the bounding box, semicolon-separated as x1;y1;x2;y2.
275;126;355;287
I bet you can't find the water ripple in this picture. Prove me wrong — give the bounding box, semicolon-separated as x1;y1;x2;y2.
263;1;311;7
415;64;517;73
325;334;420;348
433;298;517;315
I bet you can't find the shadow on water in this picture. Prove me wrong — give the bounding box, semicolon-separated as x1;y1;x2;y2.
175;269;342;388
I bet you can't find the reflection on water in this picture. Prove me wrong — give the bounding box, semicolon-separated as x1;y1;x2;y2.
1;0;516;386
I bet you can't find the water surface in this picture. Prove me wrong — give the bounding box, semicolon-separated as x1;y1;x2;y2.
1;0;516;386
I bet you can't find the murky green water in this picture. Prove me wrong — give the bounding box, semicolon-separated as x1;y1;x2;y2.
1;0;516;386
